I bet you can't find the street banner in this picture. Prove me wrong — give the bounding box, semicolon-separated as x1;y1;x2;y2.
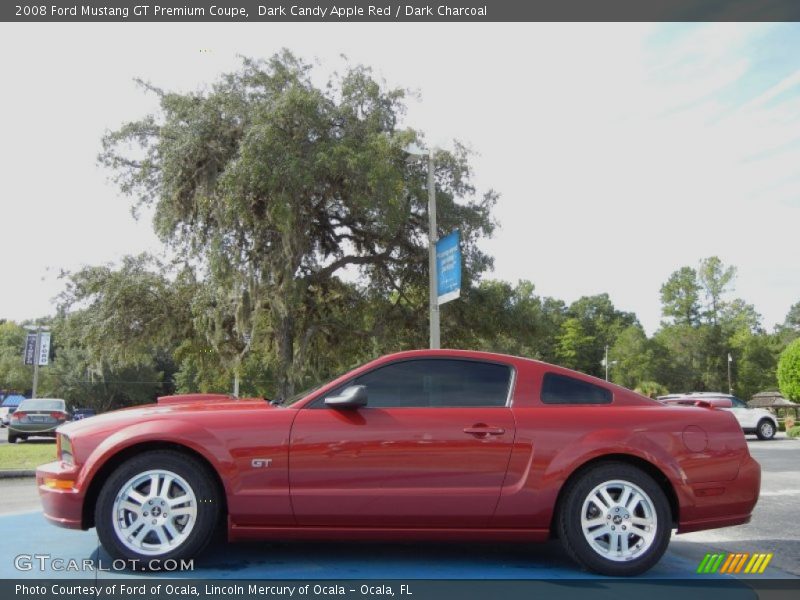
24;334;37;365
436;230;461;305
38;332;51;366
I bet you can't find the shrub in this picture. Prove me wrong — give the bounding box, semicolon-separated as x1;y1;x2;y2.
788;426;800;439
777;339;800;401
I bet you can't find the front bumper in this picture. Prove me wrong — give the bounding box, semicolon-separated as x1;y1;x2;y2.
36;460;86;530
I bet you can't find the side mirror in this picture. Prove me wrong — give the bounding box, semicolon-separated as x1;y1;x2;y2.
324;385;368;409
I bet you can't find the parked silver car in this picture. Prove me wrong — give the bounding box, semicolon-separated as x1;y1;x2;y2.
658;392;778;440
7;398;70;443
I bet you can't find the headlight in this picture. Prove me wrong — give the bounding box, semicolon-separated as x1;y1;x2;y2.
57;433;74;465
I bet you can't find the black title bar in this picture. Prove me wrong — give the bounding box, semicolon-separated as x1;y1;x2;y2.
4;0;800;22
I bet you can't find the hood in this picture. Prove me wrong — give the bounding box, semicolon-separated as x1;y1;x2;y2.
58;396;272;438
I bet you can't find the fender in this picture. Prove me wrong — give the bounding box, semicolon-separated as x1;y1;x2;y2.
493;409;692;528
76;419;236;497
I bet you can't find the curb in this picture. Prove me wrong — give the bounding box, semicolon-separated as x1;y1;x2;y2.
0;470;36;479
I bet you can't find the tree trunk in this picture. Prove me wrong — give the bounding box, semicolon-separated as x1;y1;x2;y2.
276;313;295;400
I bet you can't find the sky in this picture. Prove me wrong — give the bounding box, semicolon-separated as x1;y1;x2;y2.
0;22;799;335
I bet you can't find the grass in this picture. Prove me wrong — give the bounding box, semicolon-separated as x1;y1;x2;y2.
0;440;57;470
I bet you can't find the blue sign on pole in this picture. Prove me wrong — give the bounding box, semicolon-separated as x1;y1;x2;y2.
436;230;461;305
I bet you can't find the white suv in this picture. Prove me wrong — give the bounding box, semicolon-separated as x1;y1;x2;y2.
658;392;778;440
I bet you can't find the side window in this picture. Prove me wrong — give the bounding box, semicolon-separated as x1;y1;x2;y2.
541;372;612;405
345;359;512;408
731;397;747;408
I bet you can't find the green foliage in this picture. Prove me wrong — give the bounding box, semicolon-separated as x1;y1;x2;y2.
560;294;637;378
99;52;496;398
57;254;196;366
777;339;800;401
0;321;31;392
698;256;736;326
660;267;701;326
787;425;800;439
610;325;669;390
778;301;800;345
633;381;669;399
556;318;595;373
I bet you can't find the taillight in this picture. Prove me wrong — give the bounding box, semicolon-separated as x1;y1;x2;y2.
11;412;23;420
50;411;67;419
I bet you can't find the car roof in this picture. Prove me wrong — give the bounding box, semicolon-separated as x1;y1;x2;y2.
19;398;65;405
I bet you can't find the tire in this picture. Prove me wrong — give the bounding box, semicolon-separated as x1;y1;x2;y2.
95;450;221;565
7;432;17;444
557;462;672;576
756;419;776;440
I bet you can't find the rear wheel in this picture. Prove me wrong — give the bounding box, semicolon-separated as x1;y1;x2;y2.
7;432;18;444
95;450;220;565
557;462;671;576
756;419;776;440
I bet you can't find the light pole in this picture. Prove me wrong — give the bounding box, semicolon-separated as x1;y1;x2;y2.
727;353;733;395
23;324;50;398
404;143;440;349
602;345;617;381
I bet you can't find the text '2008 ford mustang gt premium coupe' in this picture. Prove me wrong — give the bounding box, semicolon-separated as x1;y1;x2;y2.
36;349;760;576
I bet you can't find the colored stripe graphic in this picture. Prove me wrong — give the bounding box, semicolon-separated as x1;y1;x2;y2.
697;554;712;573
758;554;773;573
734;553;750;573
720;553;736;573
696;552;773;575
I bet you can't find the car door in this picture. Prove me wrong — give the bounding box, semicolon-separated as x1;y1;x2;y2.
726;396;756;428
289;358;516;528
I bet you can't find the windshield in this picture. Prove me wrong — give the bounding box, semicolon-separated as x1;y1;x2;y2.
280;383;326;406
18;399;65;411
2;396;24;407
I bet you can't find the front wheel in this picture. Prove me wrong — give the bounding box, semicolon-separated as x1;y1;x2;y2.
756;419;776;440
557;462;672;576
95;450;221;565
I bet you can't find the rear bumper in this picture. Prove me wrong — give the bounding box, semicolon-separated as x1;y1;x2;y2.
36;461;86;530
677;454;761;533
9;425;59;435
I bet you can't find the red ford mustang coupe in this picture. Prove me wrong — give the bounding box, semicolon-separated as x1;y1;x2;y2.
37;350;760;576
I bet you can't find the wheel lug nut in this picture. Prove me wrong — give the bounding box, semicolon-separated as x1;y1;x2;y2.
607;515;611;519
152;520;157;525
622;526;626;530
611;526;615;530
143;512;148;516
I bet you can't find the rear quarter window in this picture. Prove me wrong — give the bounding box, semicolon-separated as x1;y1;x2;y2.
541;373;612;405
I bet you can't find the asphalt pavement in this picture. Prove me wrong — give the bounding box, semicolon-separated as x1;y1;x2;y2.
0;432;796;580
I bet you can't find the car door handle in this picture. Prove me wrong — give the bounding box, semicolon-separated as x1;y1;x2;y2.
463;426;505;436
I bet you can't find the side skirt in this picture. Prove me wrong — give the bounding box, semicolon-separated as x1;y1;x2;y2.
228;523;550;543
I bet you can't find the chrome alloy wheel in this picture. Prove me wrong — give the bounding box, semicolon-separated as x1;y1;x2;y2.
111;469;198;556
759;421;774;438
580;479;658;562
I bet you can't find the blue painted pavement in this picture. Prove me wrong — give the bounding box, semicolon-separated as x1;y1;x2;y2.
1;511;713;580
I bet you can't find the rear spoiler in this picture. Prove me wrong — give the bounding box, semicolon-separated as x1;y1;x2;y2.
663;399;718;409
157;393;233;405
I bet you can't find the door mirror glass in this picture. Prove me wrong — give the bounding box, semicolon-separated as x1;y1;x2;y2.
324;385;368;409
